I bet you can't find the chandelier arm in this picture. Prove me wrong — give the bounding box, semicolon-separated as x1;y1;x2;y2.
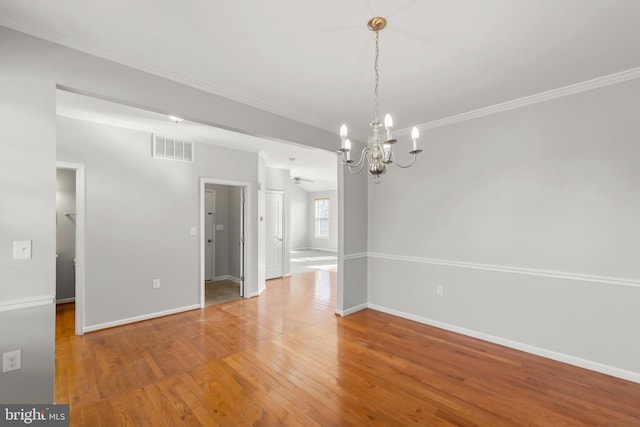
390;151;419;169
344;147;371;174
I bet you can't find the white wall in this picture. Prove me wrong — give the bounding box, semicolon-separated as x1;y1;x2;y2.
56;168;76;301
308;190;338;252
288;182;309;250
367;77;640;380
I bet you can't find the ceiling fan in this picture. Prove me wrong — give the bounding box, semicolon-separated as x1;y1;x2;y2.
291;176;313;185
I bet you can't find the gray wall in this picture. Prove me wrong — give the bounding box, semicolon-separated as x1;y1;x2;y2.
288;182;309;250
337;149;369;314
57;116;258;328
56;168;76;301
0;25;343;402
205;183;242;280
367;77;640;377
308;190;338;252
0;29;56;403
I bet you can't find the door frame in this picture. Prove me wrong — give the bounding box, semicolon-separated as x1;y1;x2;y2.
199;178;249;308
204;189;216;281
56;161;86;336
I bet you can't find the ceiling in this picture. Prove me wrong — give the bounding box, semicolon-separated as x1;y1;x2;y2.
2;1;640;140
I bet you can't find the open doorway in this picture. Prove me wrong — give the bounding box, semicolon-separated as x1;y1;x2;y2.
200;179;246;307
56;162;85;335
288;187;338;276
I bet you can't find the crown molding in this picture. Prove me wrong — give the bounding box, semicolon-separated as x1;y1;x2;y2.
396;66;640;136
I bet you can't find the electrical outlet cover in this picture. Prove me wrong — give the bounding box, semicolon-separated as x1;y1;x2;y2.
3;350;22;373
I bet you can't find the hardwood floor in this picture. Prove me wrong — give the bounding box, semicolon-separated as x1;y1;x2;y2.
56;270;640;426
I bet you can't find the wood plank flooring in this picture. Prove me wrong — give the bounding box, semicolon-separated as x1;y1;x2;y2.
56;270;640;426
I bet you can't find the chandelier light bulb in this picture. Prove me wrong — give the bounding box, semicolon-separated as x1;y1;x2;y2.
344;138;351;151
384;114;393;141
340;124;348;141
411;127;420;151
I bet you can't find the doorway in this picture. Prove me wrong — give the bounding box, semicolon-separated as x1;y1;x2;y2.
200;179;247;307
56;162;85;335
265;190;284;280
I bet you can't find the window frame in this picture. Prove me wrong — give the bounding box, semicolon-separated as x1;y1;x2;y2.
314;197;330;239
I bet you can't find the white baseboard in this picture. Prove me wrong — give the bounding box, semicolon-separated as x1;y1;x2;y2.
250;284;267;298
211;275;240;284
367;303;640;384
335;303;367;317
84;304;200;333
56;297;76;304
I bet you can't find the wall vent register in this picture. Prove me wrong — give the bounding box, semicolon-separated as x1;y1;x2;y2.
152;134;194;162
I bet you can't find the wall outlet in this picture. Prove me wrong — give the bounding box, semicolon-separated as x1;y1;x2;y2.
436;285;444;296
3;350;22;373
152;279;161;289
13;240;32;260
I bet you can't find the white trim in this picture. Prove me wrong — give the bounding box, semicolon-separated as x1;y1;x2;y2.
211;275;241;284
396;66;640;136
343;252;367;261
56;297;76;304
57;161;86;335
307;247;338;252
367;303;640;384
83;304;200;333
335;303;367;317
250;283;267;298
368;252;640;289
0;295;55;313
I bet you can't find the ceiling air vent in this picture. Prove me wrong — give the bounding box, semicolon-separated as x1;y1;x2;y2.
152;134;193;162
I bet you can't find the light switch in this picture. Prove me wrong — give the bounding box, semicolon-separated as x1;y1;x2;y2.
13;240;32;260
190;226;197;236
216;224;224;231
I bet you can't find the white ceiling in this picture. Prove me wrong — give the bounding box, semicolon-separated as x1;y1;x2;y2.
2;1;640;139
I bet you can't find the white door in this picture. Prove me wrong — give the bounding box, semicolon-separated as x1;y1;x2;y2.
265;191;284;279
204;190;216;281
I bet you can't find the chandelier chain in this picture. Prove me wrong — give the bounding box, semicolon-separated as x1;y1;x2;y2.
373;29;380;126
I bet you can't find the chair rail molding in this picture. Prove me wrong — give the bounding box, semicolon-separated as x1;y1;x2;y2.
368;252;640;289
0;294;55;313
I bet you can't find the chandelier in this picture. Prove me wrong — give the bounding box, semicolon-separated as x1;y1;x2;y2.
338;17;421;184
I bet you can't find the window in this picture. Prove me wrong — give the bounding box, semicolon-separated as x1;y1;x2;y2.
315;198;330;239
